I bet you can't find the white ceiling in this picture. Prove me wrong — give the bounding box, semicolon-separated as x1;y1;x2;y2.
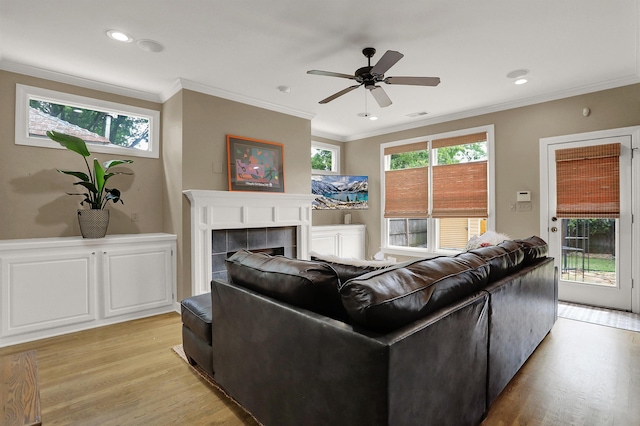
1;0;639;141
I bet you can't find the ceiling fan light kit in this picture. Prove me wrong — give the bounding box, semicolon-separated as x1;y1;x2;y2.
308;47;441;108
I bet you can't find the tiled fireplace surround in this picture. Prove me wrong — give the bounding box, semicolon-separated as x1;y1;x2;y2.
211;226;296;283
183;190;317;296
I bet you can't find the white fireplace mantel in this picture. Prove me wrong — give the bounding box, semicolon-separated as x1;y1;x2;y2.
183;190;317;295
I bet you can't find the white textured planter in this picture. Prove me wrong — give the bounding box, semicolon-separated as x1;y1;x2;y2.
77;209;110;238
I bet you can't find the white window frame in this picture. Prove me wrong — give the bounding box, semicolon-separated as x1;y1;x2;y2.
15;84;160;159
311;141;340;175
380;125;495;258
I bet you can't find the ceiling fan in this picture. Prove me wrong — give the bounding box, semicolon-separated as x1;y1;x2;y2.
307;47;440;108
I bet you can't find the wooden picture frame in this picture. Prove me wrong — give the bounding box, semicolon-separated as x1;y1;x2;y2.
227;135;285;192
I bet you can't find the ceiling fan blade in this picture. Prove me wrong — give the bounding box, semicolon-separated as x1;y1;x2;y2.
369;86;392;108
319;84;362;104
307;70;356;80
385;76;441;86
370;50;404;75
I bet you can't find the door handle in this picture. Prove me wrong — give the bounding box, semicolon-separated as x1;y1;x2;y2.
551;226;558;232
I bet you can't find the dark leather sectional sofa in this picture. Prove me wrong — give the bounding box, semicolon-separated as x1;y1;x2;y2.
181;236;557;426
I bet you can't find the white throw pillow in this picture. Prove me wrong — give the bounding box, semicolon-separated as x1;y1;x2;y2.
309;251;398;267
465;230;511;251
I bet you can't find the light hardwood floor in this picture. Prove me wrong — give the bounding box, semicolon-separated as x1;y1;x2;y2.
0;313;638;425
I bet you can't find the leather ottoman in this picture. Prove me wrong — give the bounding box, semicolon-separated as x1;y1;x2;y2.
181;293;213;376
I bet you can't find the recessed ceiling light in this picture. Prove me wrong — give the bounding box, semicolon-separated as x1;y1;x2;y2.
514;78;529;85
368;115;378;121
506;69;529;79
277;85;291;93
137;39;164;53
106;30;133;43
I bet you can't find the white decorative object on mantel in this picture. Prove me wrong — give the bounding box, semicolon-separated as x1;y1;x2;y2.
183;190;317;296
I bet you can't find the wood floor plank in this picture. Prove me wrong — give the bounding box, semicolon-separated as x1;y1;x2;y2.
1;312;638;425
482;317;640;426
0;313;257;425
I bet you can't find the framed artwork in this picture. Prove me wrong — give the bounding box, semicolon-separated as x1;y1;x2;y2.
312;175;368;209
227;135;285;192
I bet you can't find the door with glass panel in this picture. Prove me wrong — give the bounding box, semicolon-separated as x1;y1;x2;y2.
542;135;632;311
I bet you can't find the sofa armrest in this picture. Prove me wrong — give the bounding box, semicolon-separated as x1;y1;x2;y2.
383;291;490;426
484;257;557;406
211;278;489;426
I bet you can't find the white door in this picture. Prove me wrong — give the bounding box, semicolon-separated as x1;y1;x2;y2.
540;132;633;311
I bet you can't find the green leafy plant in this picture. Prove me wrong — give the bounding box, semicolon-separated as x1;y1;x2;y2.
46;131;133;209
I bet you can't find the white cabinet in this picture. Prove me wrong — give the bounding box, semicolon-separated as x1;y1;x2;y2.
311;224;366;259
0;233;176;347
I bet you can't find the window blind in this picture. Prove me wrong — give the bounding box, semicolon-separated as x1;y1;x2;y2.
383;141;428;156
555;143;620;218
432;131;488;218
384;167;429;218
432;132;487;148
432;161;488;218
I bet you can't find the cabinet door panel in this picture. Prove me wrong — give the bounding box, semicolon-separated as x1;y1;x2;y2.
102;245;173;317
1;252;95;337
311;234;339;256
339;232;365;259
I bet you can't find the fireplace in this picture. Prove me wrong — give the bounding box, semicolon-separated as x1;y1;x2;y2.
211;226;296;282
183;190;317;295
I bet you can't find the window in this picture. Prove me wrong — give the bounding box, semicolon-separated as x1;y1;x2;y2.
15;84;160;159
555;143;620;285
381;126;495;255
311;141;340;174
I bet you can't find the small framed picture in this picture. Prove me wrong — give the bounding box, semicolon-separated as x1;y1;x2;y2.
227;135;285;192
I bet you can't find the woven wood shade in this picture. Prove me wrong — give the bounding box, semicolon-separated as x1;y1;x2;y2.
432;161;488;218
555;143;620;218
384;141;428;156
432;132;487;149
384;167;429;218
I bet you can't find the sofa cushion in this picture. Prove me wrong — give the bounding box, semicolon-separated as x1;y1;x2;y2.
515;236;548;264
467;240;524;281
339;252;490;332
225;250;347;320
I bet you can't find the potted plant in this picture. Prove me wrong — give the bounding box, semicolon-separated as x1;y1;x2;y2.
46;131;134;238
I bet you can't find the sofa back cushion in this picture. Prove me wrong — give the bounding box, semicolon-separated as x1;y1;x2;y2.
339;252;489;332
468;240;524;281
514;236;548;264
225;250;346;320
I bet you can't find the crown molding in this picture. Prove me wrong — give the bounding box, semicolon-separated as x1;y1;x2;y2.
0;60;163;103
4;59;638;141
168;78;316;121
0;61;316;121
310;128;347;142
341;74;640;142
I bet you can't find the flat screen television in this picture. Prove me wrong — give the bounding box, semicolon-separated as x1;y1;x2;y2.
312;175;368;210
